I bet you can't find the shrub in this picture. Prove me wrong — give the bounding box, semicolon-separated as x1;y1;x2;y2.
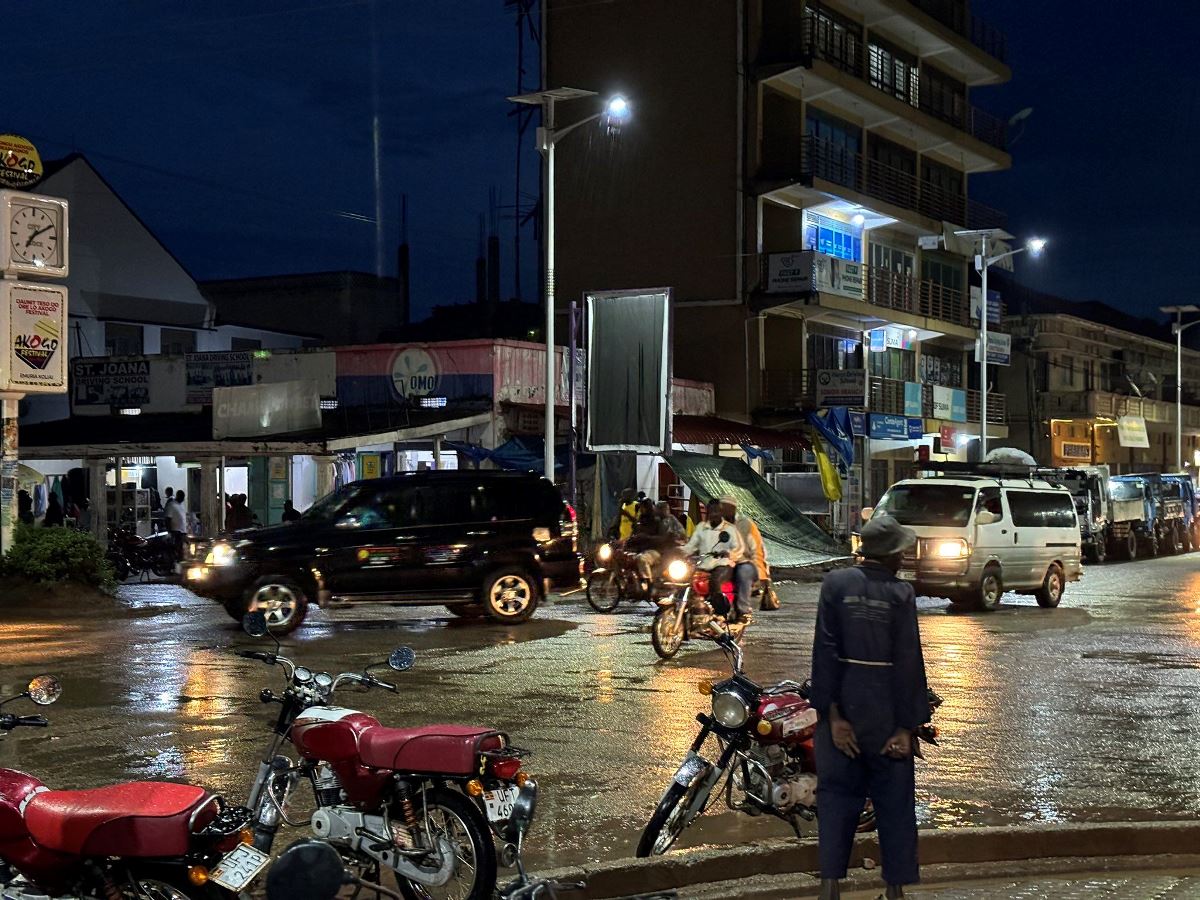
3;525;116;592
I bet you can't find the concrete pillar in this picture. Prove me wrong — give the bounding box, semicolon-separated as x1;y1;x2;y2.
0;396;18;554
200;461;220;537
433;437;442;470
314;455;336;501
88;459;107;546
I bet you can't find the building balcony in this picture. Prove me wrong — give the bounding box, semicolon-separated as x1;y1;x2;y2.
766;135;1006;232
1040;390;1200;431
761;369;1006;424
901;0;1007;65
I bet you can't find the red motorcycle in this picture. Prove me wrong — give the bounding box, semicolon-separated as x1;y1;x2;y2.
637;632;941;856
237;611;530;900
0;675;255;899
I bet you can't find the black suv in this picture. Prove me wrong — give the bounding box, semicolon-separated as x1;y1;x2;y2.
187;470;581;633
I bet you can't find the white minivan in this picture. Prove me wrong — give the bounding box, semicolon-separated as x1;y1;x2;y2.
866;475;1082;611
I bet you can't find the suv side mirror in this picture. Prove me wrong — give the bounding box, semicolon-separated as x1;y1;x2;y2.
975;510;1000;526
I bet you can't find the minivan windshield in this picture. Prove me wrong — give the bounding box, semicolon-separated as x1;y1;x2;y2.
301;483;364;523
874;483;977;527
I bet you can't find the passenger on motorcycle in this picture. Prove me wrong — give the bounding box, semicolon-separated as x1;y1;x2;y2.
720;495;768;623
627;500;684;589
681;500;745;618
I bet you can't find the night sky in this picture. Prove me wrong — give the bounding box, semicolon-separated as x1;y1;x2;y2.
25;2;1194;322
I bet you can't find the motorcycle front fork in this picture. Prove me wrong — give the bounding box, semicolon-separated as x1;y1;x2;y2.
250;755;301;852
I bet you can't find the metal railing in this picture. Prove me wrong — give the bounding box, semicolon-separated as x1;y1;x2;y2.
903;0;1007;63
802;135;1007;230
793;16;1007;152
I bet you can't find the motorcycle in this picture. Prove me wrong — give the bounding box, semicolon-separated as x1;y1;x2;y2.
637;632;942;857
586;541;680;613
237;611;529;900
106;526;176;581
0;674;256;899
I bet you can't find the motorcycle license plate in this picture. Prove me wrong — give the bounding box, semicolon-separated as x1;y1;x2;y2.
898;569;916;581
209;843;270;892
483;785;520;823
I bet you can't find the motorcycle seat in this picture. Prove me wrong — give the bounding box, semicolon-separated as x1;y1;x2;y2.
359;724;502;774
24;782;214;857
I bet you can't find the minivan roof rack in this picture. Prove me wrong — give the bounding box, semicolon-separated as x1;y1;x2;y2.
917;461;1039;487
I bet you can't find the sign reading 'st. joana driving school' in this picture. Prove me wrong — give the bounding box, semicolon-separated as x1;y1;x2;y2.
0;281;66;393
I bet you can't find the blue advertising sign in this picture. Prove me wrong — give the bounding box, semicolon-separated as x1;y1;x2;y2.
869;414;922;441
868;329;886;353
908;417;924;439
904;381;923;417
950;388;967;423
849;410;867;437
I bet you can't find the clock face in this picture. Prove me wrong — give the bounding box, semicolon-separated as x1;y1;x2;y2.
10;205;58;266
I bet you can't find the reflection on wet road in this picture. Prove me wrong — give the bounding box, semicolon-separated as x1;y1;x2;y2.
3;555;1200;869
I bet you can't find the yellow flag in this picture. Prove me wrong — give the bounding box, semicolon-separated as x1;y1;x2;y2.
816;444;843;502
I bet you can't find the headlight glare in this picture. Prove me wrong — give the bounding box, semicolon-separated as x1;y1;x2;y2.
205;542;238;567
666;559;690;582
712;689;751;729
597;543;613;562
933;539;969;559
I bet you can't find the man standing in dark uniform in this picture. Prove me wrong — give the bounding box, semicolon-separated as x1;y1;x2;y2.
809;516;931;900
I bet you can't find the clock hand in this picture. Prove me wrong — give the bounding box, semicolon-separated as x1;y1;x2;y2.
25;225;53;247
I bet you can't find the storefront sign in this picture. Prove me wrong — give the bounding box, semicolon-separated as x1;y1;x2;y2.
1117;415;1150;449
1;281;66;393
869;414;922;441
969;286;1002;325
0;135;42;189
813;253;864;300
940;424;958;446
932;386;967;422
360;453;382;479
867;325;915;352
974;331;1012;366
765;250;813;294
185;351;254;404
904;381;923;417
1058;440;1093;461
72;357;150;408
213;380;321;439
815;368;865;407
848;410;866;437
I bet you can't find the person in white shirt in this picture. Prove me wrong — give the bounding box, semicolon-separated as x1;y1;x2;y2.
682;500;745;619
164;490;187;561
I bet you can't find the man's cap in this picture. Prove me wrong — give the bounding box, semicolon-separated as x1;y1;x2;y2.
718;495;738;507
860;515;916;558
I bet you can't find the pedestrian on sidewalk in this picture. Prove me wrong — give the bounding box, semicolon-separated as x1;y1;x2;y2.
809;515;930;900
165;490;187;561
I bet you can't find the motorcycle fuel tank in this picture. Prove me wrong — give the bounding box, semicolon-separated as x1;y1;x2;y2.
755;693;818;747
291;708;380;764
0;768;44;840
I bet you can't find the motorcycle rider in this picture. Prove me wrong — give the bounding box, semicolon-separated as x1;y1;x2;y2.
809;515;930;900
720;495;768;624
680;499;744;618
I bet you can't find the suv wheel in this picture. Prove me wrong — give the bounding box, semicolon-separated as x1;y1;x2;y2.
247;577;309;635
481;569;539;624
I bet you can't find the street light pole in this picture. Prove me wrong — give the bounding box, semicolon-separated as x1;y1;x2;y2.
1161;304;1200;472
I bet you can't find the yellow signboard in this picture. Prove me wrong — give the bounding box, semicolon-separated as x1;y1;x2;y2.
0;135;42;189
360;453;381;480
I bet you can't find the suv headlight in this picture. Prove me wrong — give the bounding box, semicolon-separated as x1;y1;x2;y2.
712;689;751;729
205;542;239;567
666;559;690;582
930;539;970;559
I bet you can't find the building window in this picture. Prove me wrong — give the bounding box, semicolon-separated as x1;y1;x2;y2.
809;332;861;371
869;243;916;278
868;347;916;381
919;350;962;388
920;64;967;128
921;252;964;294
803;210;863;262
805;107;862;189
1036;356;1049;392
105;322;143;357
868;37;919;107
1064;355;1075;387
160;328;197;356
231;337;262;351
806;2;862;75
1083;359;1094;391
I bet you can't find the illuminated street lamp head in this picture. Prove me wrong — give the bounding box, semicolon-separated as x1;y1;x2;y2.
603;95;631;132
1026;237;1047;256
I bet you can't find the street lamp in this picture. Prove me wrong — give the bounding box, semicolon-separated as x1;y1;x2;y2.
509;87;631;479
955;229;1047;458
1160;304;1200;471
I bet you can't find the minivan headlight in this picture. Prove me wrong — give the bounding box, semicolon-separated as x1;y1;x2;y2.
712;689;751;729
932;539;970;559
205;542;239;567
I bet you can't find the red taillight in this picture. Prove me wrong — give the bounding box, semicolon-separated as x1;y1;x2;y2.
488;757;522;780
565;502;577;523
692;572;710;595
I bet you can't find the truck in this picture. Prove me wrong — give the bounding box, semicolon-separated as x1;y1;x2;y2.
1109;473;1188;559
1161;473;1200;550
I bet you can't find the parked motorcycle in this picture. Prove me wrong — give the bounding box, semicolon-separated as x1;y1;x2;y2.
0;675;256;899
586;541;681;613
237;611;529;900
107;526;176;581
637;632;942;857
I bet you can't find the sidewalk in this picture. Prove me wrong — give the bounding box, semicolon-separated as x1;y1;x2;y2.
853;869;1200;898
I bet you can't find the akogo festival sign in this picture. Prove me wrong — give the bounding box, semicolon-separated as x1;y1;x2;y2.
2;282;66;393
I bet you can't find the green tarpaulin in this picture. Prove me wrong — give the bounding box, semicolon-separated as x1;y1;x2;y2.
667;451;849;569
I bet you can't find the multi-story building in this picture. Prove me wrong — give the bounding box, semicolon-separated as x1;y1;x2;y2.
547;0;1014;510
996;275;1200;472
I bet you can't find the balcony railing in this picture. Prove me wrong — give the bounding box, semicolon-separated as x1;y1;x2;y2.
793;16;1007;152
801;135;1007;230
903;0;1007;64
761;369;1006;424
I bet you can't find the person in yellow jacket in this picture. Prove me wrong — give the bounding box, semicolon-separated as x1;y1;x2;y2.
719;495;767;625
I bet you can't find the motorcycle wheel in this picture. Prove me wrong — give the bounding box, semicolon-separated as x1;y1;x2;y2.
109;554;130;582
122;869;232;899
396;787;496;900
152;552;176;578
636;766;712;857
586;569;622;613
651;605;685;659
856;799;877;833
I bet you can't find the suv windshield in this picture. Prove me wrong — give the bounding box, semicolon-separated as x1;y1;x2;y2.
874;483;977;527
301;483;364;522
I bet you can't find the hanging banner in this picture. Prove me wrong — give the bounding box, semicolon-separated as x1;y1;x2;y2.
813;253;864;299
904;381;923;417
765;250;813;294
73;357;150;408
0;281;67;393
815;369;865;407
1117;415;1150;449
933;386;968;422
185;351;254;404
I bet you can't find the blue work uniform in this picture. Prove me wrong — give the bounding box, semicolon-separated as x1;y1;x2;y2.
809;561;930;887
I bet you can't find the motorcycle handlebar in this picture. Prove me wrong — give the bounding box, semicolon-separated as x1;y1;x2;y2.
0;714;49;730
238;650;278;664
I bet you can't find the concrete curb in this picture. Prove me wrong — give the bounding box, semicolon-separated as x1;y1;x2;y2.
538;820;1200;898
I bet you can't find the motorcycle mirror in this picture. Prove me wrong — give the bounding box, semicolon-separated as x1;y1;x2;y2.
266;839;347;900
27;675;62;706
388;647;416;672
243;611;269;638
718;531;730;543
502;781;539;845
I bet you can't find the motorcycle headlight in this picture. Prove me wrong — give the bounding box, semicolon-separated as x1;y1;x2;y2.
597;543;613;562
666;559;690;582
204;542;238;567
712;689;751;729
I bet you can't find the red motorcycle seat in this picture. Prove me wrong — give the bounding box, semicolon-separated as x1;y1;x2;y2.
24;782;212;857
359;725;500;774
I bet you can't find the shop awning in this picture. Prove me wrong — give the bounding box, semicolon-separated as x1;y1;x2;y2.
666;451;848;569
673;415;811;451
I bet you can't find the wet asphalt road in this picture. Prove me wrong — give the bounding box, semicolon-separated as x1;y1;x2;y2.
3;554;1200;870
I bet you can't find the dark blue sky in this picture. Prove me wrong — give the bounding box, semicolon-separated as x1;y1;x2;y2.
27;2;1195;322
